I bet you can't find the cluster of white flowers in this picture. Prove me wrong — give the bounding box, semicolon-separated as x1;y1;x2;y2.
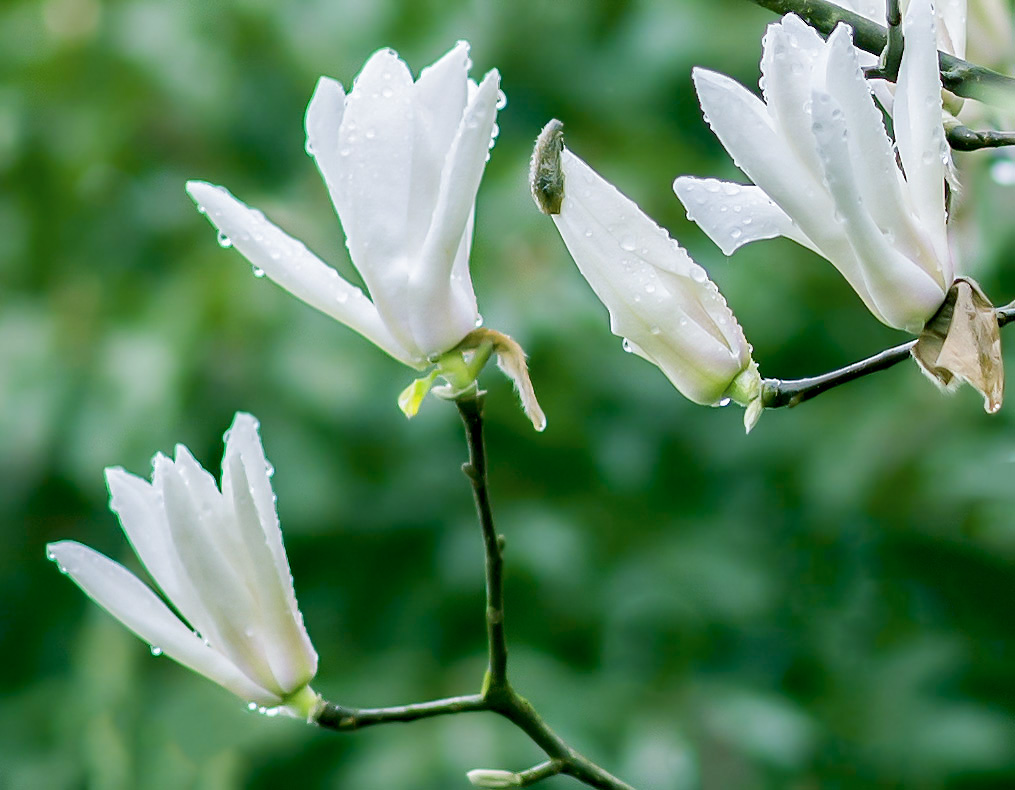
49;0;1005;720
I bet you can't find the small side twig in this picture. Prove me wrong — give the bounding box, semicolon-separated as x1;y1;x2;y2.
317;694;487;731
863;0;903;81
947;125;1015;152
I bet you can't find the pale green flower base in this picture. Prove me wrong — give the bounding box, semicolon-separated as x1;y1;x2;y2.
283;684;324;722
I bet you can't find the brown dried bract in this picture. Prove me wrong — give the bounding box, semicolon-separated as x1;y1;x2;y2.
911;277;1004;413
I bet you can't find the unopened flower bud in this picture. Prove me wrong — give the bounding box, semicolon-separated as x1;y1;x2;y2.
467;768;523;788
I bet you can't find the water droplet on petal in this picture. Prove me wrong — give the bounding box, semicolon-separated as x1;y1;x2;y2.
475;314;484;328
217;231;232;248
495;89;507;110
252;266;265;278
622;339;634;353
150;646;163;657
304;139;314;156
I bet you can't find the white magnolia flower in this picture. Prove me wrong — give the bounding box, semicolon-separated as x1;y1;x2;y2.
531;122;761;420
675;0;953;333
186;41;502;368
47;414;320;718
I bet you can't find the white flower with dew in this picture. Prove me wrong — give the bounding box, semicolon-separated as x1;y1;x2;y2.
531;120;762;430
674;0;954;333
186;41;502;369
47;413;320;719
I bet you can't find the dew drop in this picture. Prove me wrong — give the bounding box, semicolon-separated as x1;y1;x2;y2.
730;228;743;240
304;139;314;156
247;702;258;711
689;265;708;284
381;87;394;99
217;231;232;248
475;314;484;328
717;397;732;407
649;326;661;336
150;646;163;657
365;128;376;139
495;89;507;110
622;339;635;353
251;266;265;278
620;235;637;251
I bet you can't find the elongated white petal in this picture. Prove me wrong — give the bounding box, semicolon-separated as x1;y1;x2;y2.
408;69;499;355
305;76;347;217
105;467;216;642
937;0;967;58
895;0;951;273
555;149;750;405
673;177;818;255
335;49;416;348
48;541;279;705
811;89;946;329
154;455;281;694
185;181;416;367
407;41;471;252
221;413;317;692
822;26;928;257
692;69;863;273
760;14;827;177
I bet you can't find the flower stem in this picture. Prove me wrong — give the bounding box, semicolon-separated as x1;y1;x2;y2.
761;304;1015;409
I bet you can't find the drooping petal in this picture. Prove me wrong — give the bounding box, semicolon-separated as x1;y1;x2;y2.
407;41;471;252
305;76;347;218
221;413;317;692
185;181;417;367
895;0;951;274
810;88;946;329
409;68;500;355
154;455;281;695
554;149;750;405
673;176;818;255
47;541;279;705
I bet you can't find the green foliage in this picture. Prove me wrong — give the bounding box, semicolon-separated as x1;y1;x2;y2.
3;0;1015;787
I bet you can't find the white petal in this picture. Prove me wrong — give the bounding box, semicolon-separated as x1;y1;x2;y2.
937;0;967;58
154;455;281;694
895;0;951;272
304;76;347;218
823;26;947;288
221;413;317;693
694;66;875;307
811;89;946;329
673;176;818;255
335;49;416;348
554;149;749;405
48;541;279;705
760;15;827;177
105;467;214;640
406;41;470;252
185;181;417;367
410;69;500;355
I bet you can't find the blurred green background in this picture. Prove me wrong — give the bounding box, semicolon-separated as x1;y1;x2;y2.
4;0;1015;788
